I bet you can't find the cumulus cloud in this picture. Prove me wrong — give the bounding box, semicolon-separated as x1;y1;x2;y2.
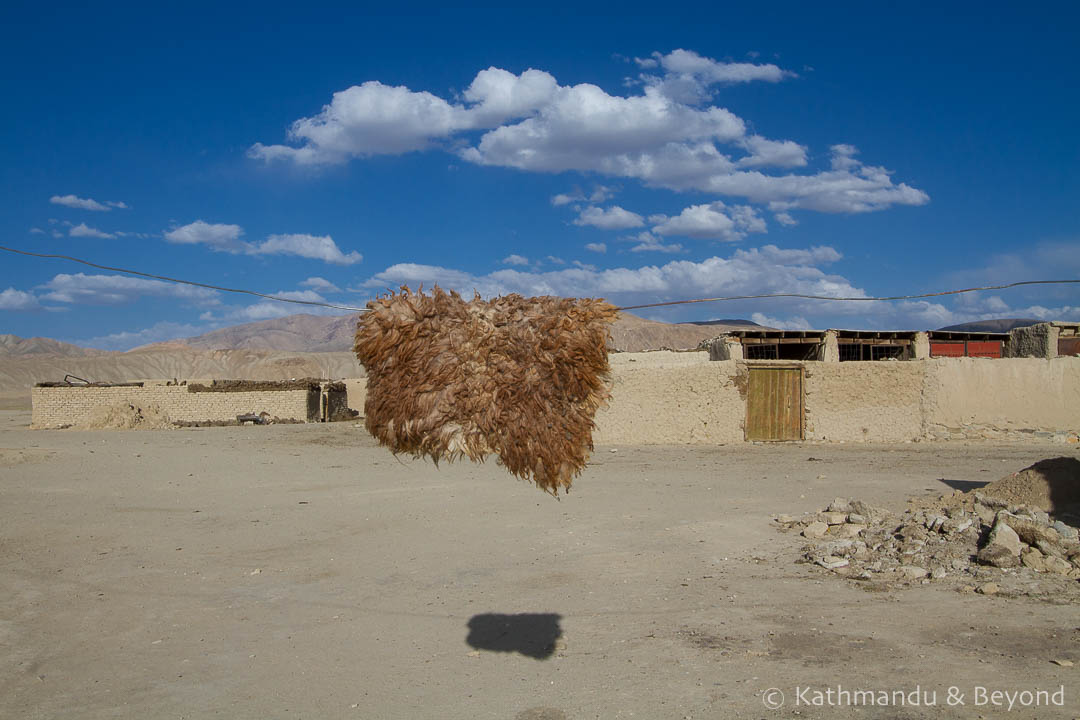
37;273;220;306
737;136;807;168
253;234;362;265
573;205;645;230
651;202;766;240
222;290;342;322
164;221;247;252
501;254;530;266
626;232;685;254
68;222;116;239
0;288;41;311
641;49;793;105
362;244;860;306
584;242;607;253
164;222;361;265
552;185;615;206
252;52;928;219
299;276;341;293
750;313;812;330
354;244;1078;329
50;194;127;211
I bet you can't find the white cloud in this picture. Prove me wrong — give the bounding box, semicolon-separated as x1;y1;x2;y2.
362;244;861;305
29;227;45;235
37;273;220;306
501;254;530;266
626;232;685;254
585;242;607;253
0;288;41;311
737;136;808;168
50;194;126;211
249;81;463;164
68;222;116;239
253;234;362;265
164;221;247;252
652;201;766;240
356;245;1078;329
642;49;792;105
702;146;929;213
545;255;566;265
299;276;341;293
551;185;615;206
573;205;645;230
224;290;340;322
462;84;746;176
164;222;361;265
253;54;928;217
462;67;559;126
73;321;205;351
750;313;813;330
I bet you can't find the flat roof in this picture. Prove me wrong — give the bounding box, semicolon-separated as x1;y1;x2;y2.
719;329;1009;343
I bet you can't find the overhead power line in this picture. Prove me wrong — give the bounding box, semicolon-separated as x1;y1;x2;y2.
0;244;368;312
2;244;1077;314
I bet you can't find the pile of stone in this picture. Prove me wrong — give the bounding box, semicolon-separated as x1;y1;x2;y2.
776;493;1080;598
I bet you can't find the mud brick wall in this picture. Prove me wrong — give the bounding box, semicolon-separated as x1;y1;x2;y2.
31;385;318;428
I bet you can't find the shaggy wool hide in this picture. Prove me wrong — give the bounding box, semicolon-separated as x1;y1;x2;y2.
354;287;618;494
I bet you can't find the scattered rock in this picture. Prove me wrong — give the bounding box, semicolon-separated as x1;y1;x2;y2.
816;556;849;570
1052;521;1079;542
831;523;867;539
977;545;1019;569
998;511;1063;548
827;498;851;513
1051;659;1074;667
1043;556;1073;575
900;566;929;580
1021;548;1048;572
779;467;1080;599
820;512;848;526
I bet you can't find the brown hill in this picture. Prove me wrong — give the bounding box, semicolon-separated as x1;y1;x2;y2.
158;314;358;352
0;334;112;358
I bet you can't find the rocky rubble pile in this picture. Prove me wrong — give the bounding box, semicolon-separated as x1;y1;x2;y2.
776;491;1080;600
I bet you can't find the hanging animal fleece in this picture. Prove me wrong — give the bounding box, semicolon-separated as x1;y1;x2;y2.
354;287;618;494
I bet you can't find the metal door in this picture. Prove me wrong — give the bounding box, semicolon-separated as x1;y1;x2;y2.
745;366;804;441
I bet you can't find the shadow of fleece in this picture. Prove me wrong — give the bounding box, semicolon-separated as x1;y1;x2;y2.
466;613;562;660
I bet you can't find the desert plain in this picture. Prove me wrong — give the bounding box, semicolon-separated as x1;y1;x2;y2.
2;404;1078;719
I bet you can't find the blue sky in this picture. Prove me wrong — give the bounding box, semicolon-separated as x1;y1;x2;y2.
2;2;1078;349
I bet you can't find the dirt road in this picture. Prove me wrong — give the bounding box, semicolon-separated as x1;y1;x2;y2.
1;411;1077;718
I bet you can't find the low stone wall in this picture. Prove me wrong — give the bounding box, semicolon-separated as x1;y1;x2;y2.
594;354;745;444
31;383;319;429
923;357;1080;440
239;353;1080;445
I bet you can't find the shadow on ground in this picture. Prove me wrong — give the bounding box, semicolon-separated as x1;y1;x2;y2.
466;613;562;660
938;478;990;493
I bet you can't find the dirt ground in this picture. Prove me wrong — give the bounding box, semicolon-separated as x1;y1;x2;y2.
1;409;1078;719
